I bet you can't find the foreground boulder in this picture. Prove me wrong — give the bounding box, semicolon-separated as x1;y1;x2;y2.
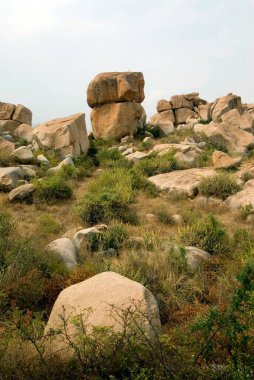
0;167;24;191
194;122;254;154
12;146;34;164
33;113;89;157
8;183;35;202
91;102;145;140
87;72;145;107
45;272;161;357
149;168;215;197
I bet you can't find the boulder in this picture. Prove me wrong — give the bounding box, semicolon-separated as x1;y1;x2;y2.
0;102;15;120
212;150;240;169
0;136;15;157
12;104;32;125
194;122;254;154
12;146;34;164
211;94;242;121
91;102;145;140
150;110;175;135
174;149;199;164
221;109;254;132
73;227;101;250
33;113;89;157
45;272;161;356
0;120;21;134
0;167;24;191
125;151;149;163
156;99;172;112
8;183;35;202
184;246;211;270
149;167;216;197
197;104;211;121
48;157;74;174
37;154;50;167
170;94;194;109
47;238;78;269
87;72;145;108
14;123;34;142
226;179;254;209
175;108;197;124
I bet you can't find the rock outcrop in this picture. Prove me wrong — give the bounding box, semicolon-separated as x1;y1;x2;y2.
33;113;89;157
45;272;161;357
87;72;146;140
210;94;242;122
0;102;32;135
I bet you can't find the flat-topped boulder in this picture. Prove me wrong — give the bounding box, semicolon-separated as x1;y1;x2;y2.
91;102;145;140
87;72;145;107
0;167;24;191
149;167;216;197
194;122;254;154
33;113;89;157
45;272;161;357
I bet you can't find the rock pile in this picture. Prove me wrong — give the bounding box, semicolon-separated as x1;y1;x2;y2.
0;102;32;135
87;72;146;140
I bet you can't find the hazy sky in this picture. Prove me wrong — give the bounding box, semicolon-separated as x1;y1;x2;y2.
1;0;254;129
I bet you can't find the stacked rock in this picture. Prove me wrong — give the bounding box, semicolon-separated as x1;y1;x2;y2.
0;102;32;135
150;93;208;135
87;72;146;140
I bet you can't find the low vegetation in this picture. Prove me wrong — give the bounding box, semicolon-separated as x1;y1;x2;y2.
198;172;240;199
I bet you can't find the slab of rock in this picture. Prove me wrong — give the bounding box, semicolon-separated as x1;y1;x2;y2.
87;72;145;107
45;272;161;356
212;150;241;169
0;120;21;134
174;149;199;164
226;179;254;209
47;238;78;269
125;151;149;163
8;183;35;202
221;109;254;132
33;113;89;157
73;227;101;250
149;167;215;197
12;104;32;125
194;122;254;154
0;167;24;191
14;123;34;142
175;108;197;124
184;246;211;269
197;104;211;121
211;94;242;121
0;102;15;120
12;146;34;164
156;99;172;112
91;102;145;140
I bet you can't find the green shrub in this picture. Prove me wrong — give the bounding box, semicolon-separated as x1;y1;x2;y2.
179;213;229;254
198;172;240;200
133;151;178;177
87;224;128;252
34;174;73;204
240;170;254;183
37;214;62;235
76;168;135;224
155;208;174;225
131;171;158;197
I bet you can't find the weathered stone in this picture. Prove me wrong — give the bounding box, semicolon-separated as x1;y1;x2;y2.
175;108;197;124
125;151;149;163
48;157;74;174
149;168;216;197
221;109;254;132
0;120;21;134
45;272;161;357
47;238;78;269
170;95;193;109
0;136;15;157
12;146;34;164
226;179;254;209
14;123;34;142
37;154;50;166
0;167;24;191
91;102;144;140
33;113;89;157
12;104;32;125
8;183;35;202
73;227;101;250
197;104;211;121
87;72;145;107
194;122;254;154
212;151;240;169
211;94;242;121
156;99;172;112
0;102;15;120
184;246;211;270
174;149;199;164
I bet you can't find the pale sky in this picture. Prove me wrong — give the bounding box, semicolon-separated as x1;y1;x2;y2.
0;0;254;129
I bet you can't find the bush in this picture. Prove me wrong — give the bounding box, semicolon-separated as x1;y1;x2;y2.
34;174;73;204
198;172;240;200
155;208;174;225
178;213;229;254
133;151;178;177
87;224;128;252
76;168;135;224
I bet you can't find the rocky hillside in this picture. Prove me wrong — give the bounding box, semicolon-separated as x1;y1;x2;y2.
0;72;254;379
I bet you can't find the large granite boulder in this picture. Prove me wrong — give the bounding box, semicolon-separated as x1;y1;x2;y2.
12;104;32;125
150;110;175;135
149;167;216;197
0;136;15;157
156;99;172;112
221;109;254;132
14;124;34;142
87;72;145;107
45;272;161;357
91;102;145;140
0;102;15;119
33;113;89;157
211;94;242;122
194;122;254;154
12;146;34;164
226;179;254;209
